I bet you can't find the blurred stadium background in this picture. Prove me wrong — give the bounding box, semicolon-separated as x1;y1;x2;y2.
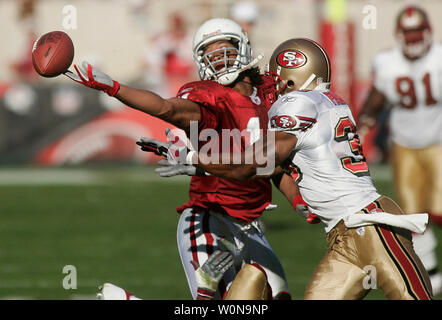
0;0;440;299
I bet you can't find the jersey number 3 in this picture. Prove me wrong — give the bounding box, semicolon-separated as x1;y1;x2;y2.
334;117;369;177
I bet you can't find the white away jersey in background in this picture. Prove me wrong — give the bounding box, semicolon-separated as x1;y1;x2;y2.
268;90;380;232
372;43;442;148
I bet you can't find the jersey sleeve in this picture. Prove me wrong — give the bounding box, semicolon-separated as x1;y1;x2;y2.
268;94;318;149
176;82;221;130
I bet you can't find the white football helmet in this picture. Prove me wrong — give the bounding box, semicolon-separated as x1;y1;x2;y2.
192;18;253;85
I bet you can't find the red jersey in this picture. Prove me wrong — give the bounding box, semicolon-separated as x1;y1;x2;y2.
175;75;277;222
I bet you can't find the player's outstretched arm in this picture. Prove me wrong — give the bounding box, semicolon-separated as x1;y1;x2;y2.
65;61;200;132
116;86;200;132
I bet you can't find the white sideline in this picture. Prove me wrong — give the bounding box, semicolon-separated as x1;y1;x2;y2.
0;166;189;185
0;164;392;185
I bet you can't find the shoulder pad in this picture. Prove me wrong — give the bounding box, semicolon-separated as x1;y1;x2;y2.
269;93;318;132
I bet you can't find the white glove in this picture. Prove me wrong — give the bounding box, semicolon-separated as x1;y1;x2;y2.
136;138;171;157
190;250;234;299
293;195;320;224
137;128;192;165
155;160;198;177
64;61;120;96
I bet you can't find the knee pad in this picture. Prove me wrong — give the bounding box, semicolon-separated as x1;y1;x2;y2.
224;263;272;300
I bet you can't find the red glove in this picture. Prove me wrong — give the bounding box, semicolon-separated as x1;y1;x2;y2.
292;195;320;224
306;212;320;224
64;61;120;96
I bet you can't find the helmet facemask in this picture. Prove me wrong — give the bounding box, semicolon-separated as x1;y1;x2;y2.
192;18;254;85
196;38;250;85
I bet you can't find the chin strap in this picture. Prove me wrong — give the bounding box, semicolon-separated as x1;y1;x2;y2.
299;73;317;90
298;72;332;91
240;53;265;73
217;53;264;86
314;82;331;91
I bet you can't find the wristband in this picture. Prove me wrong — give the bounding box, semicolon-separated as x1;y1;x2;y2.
292;194;307;210
108;80;120;97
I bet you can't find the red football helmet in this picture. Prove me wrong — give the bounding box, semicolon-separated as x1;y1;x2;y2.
395;6;432;60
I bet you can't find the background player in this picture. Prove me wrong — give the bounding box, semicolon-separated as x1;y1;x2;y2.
186;38;434;299
358;5;442;295
63;18;291;300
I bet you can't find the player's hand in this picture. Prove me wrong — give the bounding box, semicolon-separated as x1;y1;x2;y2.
306;213;320;224
293;195;320;224
64;61;120;97
190;250;234;299
155;159;198;177
164;128;194;165
137;128;194;165
136;138;171;157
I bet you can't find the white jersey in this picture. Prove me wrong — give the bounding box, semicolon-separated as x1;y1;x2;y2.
372;43;442;148
268;90;381;232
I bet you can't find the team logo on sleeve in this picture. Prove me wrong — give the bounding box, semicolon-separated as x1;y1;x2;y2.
270;115;297;129
177;87;193;99
277;50;307;69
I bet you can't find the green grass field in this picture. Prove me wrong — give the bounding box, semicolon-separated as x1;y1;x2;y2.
0;165;440;300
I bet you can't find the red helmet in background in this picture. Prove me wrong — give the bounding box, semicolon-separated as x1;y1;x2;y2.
395;6;432;60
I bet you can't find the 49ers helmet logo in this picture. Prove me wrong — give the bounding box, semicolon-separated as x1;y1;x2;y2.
277;50;307;69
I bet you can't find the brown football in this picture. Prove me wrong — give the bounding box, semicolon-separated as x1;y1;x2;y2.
32;31;74;78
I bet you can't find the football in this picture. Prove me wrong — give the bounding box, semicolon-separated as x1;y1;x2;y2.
32;31;74;78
